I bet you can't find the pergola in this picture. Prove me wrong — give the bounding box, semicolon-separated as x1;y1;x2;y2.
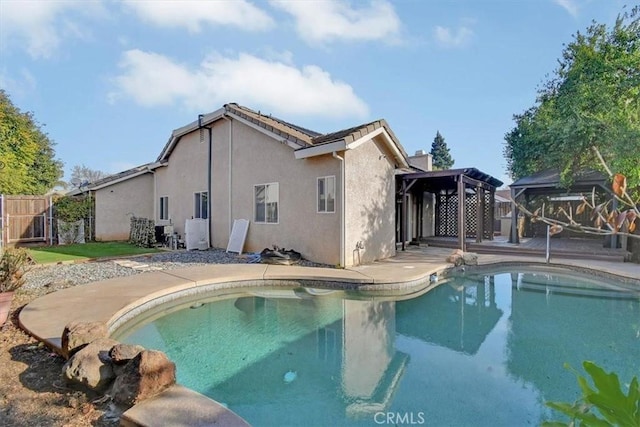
398;168;503;251
509;169;613;244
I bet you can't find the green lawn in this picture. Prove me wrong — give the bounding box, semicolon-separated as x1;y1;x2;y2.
28;242;160;264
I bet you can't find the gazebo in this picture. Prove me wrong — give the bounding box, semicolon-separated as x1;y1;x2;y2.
398;168;503;251
509;169;617;246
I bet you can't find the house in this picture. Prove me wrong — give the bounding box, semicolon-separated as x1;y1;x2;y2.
83;103;502;266
83;103;417;266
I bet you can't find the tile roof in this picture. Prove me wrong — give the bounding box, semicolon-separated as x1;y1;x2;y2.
67;162;160;195
224;103;319;147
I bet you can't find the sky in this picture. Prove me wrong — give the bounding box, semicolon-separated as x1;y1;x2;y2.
0;0;629;188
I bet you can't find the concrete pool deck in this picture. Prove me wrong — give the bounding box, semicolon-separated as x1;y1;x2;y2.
17;247;640;426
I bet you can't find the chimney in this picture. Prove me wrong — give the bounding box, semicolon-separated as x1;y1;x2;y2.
408;150;433;171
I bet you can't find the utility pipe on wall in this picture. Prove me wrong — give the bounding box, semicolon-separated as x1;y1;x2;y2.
333;152;345;267
198;114;213;248
222;114;233;236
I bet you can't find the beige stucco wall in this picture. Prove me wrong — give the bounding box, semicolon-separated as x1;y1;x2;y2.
344;137;397;266
94;173;154;241
154;131;209;237
210;119;341;265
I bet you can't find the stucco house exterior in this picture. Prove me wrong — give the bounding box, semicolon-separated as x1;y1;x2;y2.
83;103;419;267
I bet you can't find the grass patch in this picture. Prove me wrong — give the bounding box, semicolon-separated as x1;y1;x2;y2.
28;242;160;264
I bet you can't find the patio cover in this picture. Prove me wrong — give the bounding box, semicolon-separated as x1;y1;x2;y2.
399;168;503;251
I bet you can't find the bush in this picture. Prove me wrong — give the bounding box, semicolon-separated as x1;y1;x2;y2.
0;248;33;292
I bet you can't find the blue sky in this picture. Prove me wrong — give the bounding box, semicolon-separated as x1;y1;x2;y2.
0;0;628;187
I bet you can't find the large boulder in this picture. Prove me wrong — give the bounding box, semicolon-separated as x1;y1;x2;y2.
462;252;478;266
109;343;145;365
112;350;176;407
61;321;108;359
62;338;119;392
446;249;464;266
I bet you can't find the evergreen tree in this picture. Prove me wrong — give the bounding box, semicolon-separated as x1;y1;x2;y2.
430;131;454;170
0;90;63;194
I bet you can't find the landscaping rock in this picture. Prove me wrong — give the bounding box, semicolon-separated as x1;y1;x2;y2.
111;350;176;407
109;343;145;365
446;249;464;266
462;252;478;266
61;321;108;360
63;337;119;392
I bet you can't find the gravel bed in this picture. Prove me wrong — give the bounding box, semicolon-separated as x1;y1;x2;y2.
23;248;331;292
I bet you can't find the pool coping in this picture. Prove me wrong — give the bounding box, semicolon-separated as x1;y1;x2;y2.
17;248;640;426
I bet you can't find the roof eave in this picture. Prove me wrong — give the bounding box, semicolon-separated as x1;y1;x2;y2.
295;127;409;168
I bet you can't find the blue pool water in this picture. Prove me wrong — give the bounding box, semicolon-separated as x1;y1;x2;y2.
116;271;640;426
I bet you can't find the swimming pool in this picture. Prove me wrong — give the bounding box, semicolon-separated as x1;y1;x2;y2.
114;270;640;426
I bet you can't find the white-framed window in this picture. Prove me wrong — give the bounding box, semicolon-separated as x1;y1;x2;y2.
254;183;279;223
194;191;208;219
317;176;335;213
159;196;169;220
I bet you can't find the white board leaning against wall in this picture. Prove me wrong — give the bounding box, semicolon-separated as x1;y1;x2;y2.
226;219;249;254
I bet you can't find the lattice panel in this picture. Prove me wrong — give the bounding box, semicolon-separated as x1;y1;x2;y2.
465;193;478;238
436;193;458;236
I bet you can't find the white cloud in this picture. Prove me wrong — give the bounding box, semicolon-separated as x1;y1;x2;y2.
270;0;401;44
0;68;37;96
121;0;273;32
0;0;103;58
553;0;578;17
434;25;474;48
109;49;369;119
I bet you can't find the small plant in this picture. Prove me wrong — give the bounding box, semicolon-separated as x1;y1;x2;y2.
543;361;640;427
0;247;33;292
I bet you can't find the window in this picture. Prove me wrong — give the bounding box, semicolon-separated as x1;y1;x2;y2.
317;176;335;213
194;191;208;219
254;183;278;223
159;196;169;220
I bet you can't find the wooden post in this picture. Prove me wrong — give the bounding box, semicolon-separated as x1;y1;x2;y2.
476;185;483;243
457;175;465;251
489;189;495;240
401;179;407;251
510;187;519;244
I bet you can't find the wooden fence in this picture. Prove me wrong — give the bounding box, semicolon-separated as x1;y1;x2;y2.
0;195;53;247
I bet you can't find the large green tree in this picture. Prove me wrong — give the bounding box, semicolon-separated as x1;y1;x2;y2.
430;130;454;170
0;90;63;194
504;7;640;193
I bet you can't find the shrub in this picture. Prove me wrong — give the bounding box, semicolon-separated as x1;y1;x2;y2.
0;247;33;292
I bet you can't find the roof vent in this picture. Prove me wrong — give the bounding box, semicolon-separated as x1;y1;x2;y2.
414;150;427;156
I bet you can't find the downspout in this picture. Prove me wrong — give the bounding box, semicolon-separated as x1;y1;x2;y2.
207;126;212;248
198;114;213;248
145;165;156;223
332;152;345;267
222;114;233;235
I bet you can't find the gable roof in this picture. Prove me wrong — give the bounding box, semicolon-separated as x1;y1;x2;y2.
296;119;410;168
67;162;164;195
156;103;409;168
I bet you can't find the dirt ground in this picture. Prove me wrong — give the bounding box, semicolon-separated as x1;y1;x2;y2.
0;288;119;427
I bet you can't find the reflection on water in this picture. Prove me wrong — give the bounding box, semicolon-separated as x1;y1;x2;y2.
120;273;640;427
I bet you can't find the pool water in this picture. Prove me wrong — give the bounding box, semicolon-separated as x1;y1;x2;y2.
117;272;640;426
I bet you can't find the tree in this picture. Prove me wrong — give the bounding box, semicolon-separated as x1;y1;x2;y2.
504;7;640;196
70;164;108;187
430;131;454;170
0;90;63;194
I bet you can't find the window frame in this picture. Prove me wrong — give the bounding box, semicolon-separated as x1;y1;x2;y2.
194;191;208;219
159;196;169;221
317;175;336;214
254;182;279;224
